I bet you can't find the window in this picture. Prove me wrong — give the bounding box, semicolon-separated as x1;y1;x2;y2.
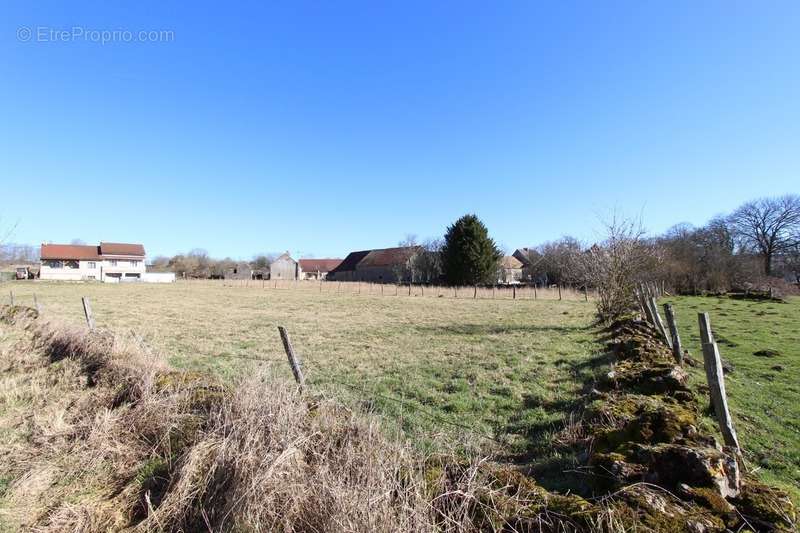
65;260;79;269
110;260;118;266
87;261;97;269
131;260;141;267
46;260;63;269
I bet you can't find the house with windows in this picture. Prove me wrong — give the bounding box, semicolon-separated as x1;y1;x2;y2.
498;256;524;284
40;242;147;282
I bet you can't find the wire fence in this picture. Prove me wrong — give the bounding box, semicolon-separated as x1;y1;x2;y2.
183;278;595;302
3;288;509;445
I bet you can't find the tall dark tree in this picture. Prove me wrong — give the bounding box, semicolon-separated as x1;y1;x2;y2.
441;214;501;285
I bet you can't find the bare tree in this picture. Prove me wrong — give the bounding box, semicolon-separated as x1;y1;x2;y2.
251;254;275;271
577;215;658;321
518;237;582;285
398;234;418;247
411;238;443;283
728;195;800;276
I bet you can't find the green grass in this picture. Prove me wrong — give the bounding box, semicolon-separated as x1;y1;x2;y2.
5;282;799;501
664;295;800;503
4;280;608;488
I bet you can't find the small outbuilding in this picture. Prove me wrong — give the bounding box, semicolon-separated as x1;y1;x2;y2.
269;252;299;280
224;262;253;280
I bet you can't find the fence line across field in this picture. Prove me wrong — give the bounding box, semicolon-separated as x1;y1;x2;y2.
195;278;595;302
638;282;742;462
3;285;748;457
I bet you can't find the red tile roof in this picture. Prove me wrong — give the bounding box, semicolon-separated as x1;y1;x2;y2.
99;242;145;256
298;259;342;273
40;244;101;260
358;246;422;268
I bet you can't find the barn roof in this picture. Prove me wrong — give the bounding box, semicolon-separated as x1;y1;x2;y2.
99;242;146;256
41;244;101;260
299;259;342;273
512;248;536;266
272;252;296;264
358;246;422;268
330;250;371;273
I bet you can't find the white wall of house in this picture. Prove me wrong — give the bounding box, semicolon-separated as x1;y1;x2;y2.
100;257;146;282
40;259;103;281
40;257;146;281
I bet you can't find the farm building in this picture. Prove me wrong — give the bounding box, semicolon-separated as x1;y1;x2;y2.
512;248;538;281
224;262;253;280
328;246;422;283
269;252;299;280
40;242;146;282
298;259;342;280
498;256;524;284
326;250;371;282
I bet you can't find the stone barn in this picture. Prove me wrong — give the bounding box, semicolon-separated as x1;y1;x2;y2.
328;246;422;283
269;252;299;280
327;251;370;282
356;246;422;283
224;262;252;280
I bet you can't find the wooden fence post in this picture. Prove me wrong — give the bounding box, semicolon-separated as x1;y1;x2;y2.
584;286;589;302
408;284;412;296
533;284;537;300
8;291;14;306
697;313;740;453
639;287;656;325
33;294;41;313
278;326;306;390
558;285;562;300
649;297;672;348
473;285;477;299
512;285;516;300
82;297;96;330
663;303;683;365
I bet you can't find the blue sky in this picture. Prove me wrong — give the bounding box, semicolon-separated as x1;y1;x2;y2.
2;1;798;259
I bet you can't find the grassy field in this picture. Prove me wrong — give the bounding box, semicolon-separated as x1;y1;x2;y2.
5;281;798;501
664;294;800;503
3;280;607;491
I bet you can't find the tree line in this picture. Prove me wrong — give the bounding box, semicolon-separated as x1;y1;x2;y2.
512;194;800;295
2;194;798;299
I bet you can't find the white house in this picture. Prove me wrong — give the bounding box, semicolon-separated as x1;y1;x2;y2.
40;242;147;282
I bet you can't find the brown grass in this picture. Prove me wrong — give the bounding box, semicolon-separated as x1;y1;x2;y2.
1;306;571;532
